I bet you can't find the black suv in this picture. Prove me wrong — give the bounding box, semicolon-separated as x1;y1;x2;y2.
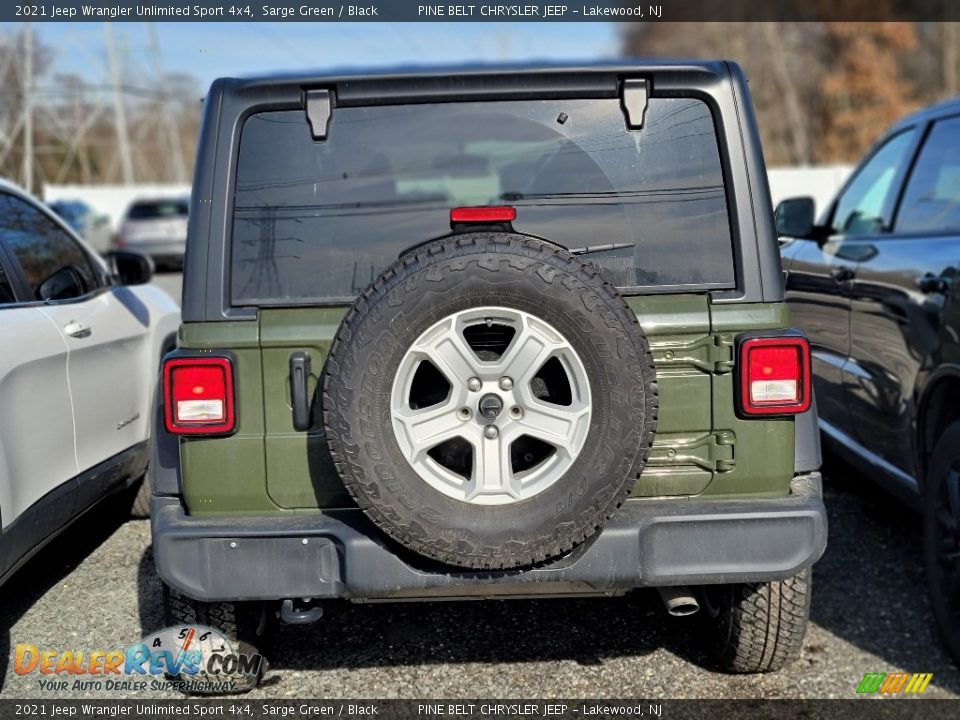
151;61;827;690
777;97;960;663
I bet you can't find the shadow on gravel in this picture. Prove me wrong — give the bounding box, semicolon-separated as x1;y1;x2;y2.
0;497;130;693
135;552;712;673
808;451;960;694
137;545;165;635
262;589;703;671
134;546;710;672
131;452;960;691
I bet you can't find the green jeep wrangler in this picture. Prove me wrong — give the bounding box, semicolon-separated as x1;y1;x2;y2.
150;61;827;690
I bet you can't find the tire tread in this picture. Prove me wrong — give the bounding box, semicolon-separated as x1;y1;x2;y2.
322;233;658;569
714;569;811;673
130;475;151;518
162;585;265;693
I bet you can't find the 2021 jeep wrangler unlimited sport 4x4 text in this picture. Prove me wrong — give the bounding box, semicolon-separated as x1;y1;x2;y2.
150;61;827;690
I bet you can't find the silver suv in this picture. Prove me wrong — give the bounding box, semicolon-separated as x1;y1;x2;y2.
116;197;189;270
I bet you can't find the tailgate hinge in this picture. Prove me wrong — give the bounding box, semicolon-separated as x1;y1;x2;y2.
710;334;735;374
651;333;734;374
305;89;334;140
621;78;649;129
648;431;736;473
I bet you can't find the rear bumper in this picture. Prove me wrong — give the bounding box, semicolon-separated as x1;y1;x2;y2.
152;474;827;602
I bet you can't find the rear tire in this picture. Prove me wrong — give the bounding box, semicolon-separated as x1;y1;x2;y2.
130;473;151;518
924;422;960;665
703;568;812;673
323;233;657;570
162;584;270;693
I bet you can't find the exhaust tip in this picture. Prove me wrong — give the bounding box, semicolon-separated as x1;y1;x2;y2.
664;598;700;617
658;587;700;617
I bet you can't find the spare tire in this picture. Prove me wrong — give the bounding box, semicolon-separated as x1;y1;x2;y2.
322;233;657;569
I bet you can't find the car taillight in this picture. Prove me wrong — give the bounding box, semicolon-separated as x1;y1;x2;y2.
163;357;235;435
738;337;811;416
450;206;516;224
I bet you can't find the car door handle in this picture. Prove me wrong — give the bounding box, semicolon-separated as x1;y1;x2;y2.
289;351;312;431
830;266;855;282
917;273;951;294
63;321;92;339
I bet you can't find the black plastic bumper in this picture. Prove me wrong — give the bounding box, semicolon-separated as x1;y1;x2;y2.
152;473;827;603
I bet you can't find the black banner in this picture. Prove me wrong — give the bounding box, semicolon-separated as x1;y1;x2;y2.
6;0;960;23
0;700;955;719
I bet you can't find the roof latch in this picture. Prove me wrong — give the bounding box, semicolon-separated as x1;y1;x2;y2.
621;79;649;130
305;89;333;140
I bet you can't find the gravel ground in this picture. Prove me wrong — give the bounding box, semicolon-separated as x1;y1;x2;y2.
2;457;959;700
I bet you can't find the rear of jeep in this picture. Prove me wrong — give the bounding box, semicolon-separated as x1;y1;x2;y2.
151;62;826;690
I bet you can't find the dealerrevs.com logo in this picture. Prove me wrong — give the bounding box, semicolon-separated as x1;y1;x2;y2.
13;625;262;693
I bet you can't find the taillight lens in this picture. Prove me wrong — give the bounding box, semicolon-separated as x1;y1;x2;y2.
450;206;516;224
163;357;235;435
739;337;811;416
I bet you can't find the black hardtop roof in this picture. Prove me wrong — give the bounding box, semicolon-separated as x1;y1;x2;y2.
181;56;788;320
212;59;732;99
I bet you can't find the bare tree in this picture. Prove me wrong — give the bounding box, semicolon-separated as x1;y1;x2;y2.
818;22;918;161
622;20;923;164
0;26;202;189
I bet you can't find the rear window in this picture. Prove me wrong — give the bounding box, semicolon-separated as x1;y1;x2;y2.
231;97;734;304
127;199;188;219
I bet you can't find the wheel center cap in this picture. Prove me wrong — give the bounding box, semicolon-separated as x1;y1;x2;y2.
478;393;504;420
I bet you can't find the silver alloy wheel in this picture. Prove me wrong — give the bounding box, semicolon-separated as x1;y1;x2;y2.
391;306;592;505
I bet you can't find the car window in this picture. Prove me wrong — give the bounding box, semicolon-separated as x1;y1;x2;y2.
127;199;189;219
896;116;960;234
49;201;85;225
231;97;735;304
0;192;100;301
0;254;15;304
831;129;916;236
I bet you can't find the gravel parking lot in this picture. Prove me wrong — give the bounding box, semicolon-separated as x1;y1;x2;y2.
2;454;958;700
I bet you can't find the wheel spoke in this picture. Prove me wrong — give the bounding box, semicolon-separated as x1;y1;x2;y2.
391;306;593;505
498;316;563;384
393;402;464;462
413;318;478;385
469;433;516;500
509;400;591;453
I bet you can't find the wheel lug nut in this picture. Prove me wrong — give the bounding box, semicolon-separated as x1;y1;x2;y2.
510;406;523;419
483;425;499;439
467;377;482;392
499;376;514;391
458;407;471;420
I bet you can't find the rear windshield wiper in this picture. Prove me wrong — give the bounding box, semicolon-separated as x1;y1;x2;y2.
569;243;634;256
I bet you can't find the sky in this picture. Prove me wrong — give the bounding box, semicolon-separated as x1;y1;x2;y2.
2;22;620;90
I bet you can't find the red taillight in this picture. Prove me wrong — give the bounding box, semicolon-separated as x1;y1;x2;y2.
163;357;235;435
739;337;811;416
450;206;516;224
